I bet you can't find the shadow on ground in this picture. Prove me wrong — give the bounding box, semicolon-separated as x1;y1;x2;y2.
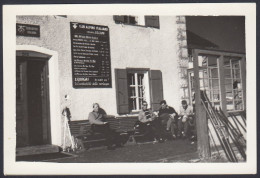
46;139;198;163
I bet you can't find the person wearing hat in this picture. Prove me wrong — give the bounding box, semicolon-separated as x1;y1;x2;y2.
177;100;194;138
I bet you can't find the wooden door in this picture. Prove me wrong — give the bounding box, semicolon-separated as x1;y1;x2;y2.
16;58;29;147
41;61;50;144
16;56;50;147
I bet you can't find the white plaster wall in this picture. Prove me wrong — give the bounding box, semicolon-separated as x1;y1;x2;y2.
16;15;182;121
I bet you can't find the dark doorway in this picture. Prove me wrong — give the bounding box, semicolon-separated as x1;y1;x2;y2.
16;56;50;147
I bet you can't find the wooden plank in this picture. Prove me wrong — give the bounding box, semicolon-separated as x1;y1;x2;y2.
195;49;245;58
218;55;227;115
193;49;210;159
240;56;246;110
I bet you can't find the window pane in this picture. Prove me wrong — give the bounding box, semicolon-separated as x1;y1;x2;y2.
224;57;231;67
128;73;135;85
226;91;233;100
203;70;208;78
138;86;143;98
139;98;144;110
212;101;220;110
233;89;243;100
189;73;194;89
137;74;144;85
235;100;243;110
233;79;241;89
232;69;241;79
225;79;233;91
207;55;218;67
212;90;220;101
211;79;219;89
205;90;212;101
129;98;136;111
232;60;240;69
145;16;160;28
199;79;205;88
199;71;204;78
198;70;208;79
198;56;208;67
224;68;231;78
129;16;137;24
226;100;234;111
210;68;218;78
129;87;135;97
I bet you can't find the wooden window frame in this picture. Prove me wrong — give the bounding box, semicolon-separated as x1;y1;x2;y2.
126;68;151;113
188;49;246;114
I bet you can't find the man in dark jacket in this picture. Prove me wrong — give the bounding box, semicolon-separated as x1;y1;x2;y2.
158;100;179;139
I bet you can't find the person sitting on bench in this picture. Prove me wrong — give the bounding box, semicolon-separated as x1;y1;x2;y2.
158;100;179;139
137;101;164;143
177;100;194;138
88;103;121;150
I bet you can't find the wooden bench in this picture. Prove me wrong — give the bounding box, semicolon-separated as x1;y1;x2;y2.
68;115;177;150
68;115;120;150
115;116;144;143
116;116;172;143
116;116;138;132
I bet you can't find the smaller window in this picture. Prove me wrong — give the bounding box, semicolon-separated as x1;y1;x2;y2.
113;15;160;29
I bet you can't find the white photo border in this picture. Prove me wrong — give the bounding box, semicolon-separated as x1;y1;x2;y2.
3;3;257;175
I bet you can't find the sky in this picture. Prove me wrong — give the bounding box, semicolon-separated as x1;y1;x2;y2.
186;16;245;53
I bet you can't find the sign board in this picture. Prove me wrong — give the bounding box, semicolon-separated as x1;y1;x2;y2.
16;23;40;37
70;22;112;88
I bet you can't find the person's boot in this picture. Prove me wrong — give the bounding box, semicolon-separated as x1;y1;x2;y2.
182;131;186;139
115;140;123;148
153;138;158;144
172;134;177;139
158;137;164;143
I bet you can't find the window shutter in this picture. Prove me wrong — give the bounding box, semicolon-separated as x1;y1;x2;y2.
115;69;130;114
113;15;126;24
145;16;160;29
150;70;163;111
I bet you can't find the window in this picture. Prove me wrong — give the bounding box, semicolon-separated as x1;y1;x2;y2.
188;51;245;112
127;70;150;111
224;57;244;111
115;69;163;114
189;55;221;109
113;15;160;29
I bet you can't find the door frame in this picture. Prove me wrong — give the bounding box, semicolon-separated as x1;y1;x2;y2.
16;45;61;146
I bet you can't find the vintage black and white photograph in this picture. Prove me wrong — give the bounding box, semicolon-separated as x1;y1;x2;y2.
3;3;256;175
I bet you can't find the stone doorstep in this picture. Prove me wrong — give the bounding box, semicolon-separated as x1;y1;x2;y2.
38;151;79;162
